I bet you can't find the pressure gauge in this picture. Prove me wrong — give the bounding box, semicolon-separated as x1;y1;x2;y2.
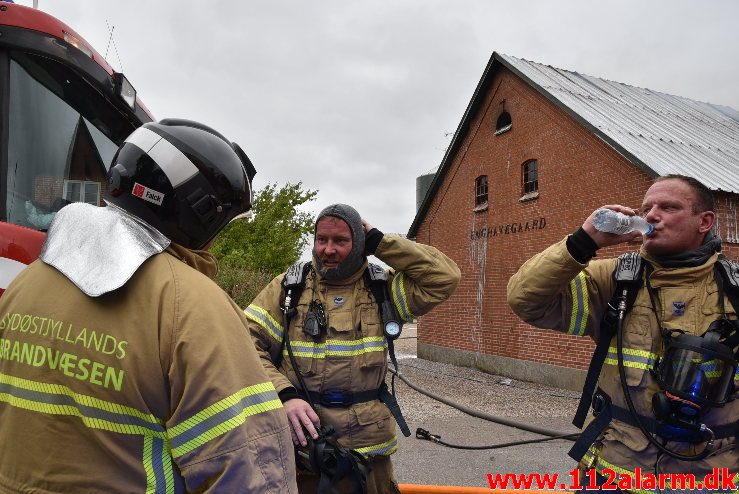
384;320;402;340
380;297;403;340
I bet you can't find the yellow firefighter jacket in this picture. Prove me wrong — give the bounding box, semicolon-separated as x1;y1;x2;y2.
0;244;296;493
507;237;738;491
246;235;460;458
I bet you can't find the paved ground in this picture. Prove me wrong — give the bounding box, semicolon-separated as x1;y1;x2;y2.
389;324;582;488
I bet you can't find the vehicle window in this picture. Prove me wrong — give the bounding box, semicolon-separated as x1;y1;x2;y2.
6;57;126;230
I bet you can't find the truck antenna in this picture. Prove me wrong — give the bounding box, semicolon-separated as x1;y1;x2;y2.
105;20;123;71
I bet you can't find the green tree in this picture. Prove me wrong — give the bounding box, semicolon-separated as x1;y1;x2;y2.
211;182;317;307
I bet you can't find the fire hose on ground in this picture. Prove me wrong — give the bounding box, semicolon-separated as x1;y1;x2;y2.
387;367;580;450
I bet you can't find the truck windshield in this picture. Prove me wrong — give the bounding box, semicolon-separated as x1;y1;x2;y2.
6;53;134;230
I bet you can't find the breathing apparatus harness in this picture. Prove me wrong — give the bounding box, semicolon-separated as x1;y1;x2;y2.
569;253;739;463
277;261;410;493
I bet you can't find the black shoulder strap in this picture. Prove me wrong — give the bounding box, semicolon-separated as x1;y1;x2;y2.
283;260;312;290
715;256;739;353
601;252;644;332
276;261;312;368
363;264;411;437
573;252;644;429
716;255;739;314
614;252;644;282
364;262;388;304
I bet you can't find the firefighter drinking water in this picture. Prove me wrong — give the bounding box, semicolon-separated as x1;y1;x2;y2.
507;174;738;492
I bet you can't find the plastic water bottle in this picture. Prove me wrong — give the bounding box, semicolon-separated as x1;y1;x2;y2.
592;208;654;235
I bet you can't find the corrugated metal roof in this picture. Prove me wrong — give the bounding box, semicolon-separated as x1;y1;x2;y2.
409;52;739;237
498;53;739;193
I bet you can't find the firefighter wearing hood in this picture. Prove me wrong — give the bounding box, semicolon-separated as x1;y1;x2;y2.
247;204;461;493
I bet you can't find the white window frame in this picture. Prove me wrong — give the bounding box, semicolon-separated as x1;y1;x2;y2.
63;180;101;206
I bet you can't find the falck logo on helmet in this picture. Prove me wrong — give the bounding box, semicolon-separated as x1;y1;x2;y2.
132;182;164;206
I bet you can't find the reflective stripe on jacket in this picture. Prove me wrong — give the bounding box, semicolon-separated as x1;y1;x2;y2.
0;244;296;493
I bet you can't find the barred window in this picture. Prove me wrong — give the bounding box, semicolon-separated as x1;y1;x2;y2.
475;175;488;206
523;160;538;194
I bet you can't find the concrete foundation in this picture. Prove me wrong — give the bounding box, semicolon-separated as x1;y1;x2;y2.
418;342;586;391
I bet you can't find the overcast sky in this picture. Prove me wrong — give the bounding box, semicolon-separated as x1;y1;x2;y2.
23;0;739;238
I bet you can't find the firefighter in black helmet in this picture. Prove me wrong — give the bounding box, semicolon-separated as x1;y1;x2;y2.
0;119;298;493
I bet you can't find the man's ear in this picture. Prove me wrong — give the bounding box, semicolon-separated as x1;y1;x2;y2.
698;210;716;234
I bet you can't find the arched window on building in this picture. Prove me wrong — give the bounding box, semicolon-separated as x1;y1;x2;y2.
495;111;512;135
521;160;539;201
475;175;488;208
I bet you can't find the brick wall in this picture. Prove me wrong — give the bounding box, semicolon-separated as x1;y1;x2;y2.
416;66;739;373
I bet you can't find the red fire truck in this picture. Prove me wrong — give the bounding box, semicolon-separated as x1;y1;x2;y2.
0;2;153;296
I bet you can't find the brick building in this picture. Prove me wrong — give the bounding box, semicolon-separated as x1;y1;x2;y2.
408;53;739;390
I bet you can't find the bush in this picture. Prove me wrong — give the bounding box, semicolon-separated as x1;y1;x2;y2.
212;181;317;307
215;258;275;309
211;182;317;277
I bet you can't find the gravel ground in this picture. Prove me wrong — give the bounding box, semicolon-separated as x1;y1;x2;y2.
391;324;579;420
388;323;583;487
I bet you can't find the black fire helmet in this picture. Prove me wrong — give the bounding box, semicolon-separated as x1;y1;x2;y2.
105;118;256;250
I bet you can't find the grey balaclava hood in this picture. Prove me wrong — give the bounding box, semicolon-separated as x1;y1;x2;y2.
313;203;365;281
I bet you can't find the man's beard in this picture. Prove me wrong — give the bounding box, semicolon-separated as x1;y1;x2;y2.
313;251;364;281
